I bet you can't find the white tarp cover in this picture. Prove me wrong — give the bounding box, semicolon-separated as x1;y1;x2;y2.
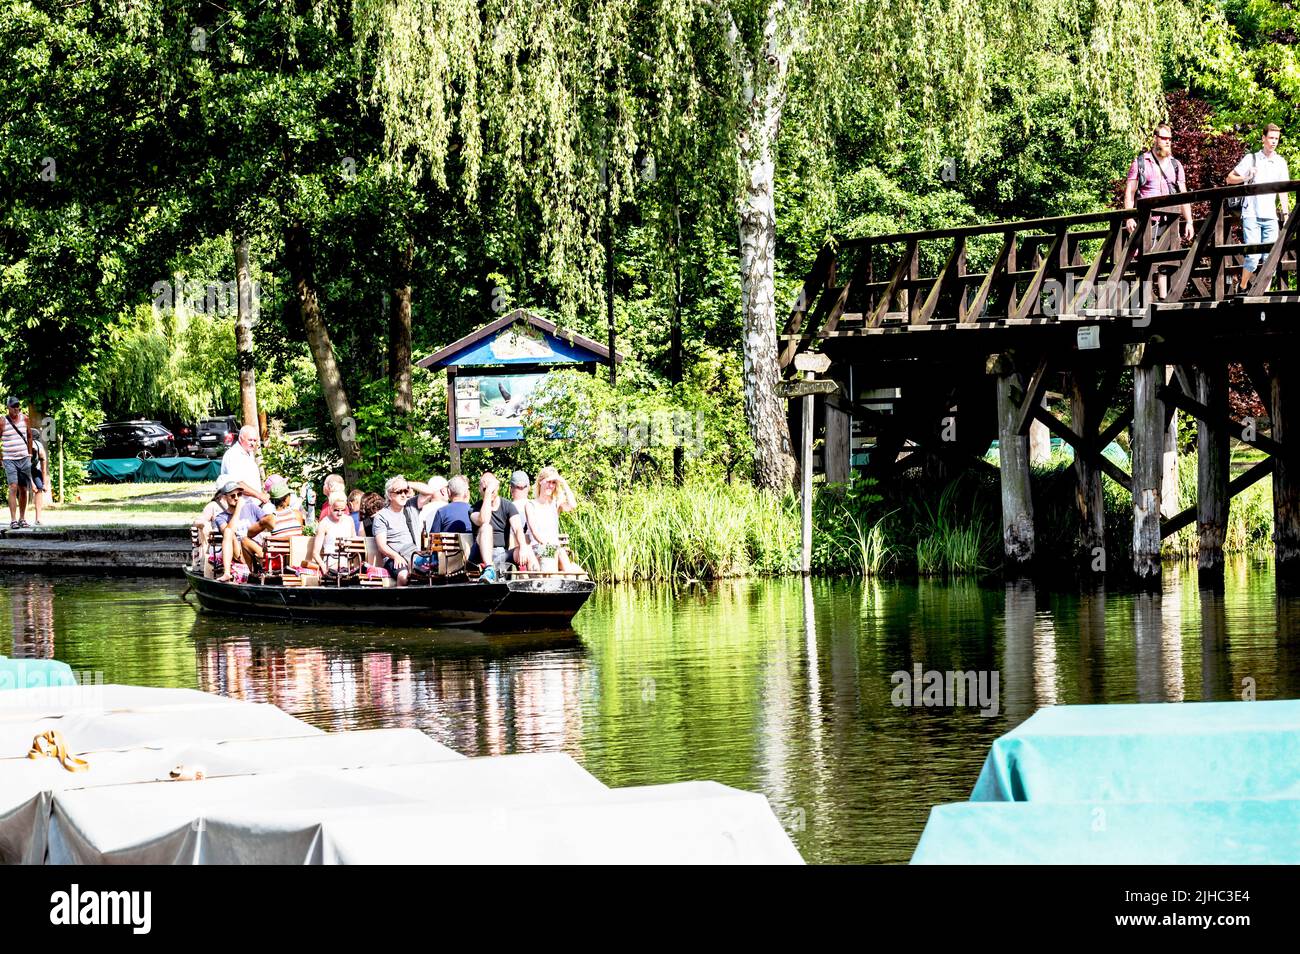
1;686;803;865
1;727;462;864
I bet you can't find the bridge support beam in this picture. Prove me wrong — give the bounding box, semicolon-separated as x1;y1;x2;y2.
994;358;1034;569
1272;359;1300;580
1132;360;1165;585
1194;362;1229;581
1070;371;1105;572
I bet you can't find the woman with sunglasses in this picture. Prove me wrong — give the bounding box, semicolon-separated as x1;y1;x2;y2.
525;466;583;574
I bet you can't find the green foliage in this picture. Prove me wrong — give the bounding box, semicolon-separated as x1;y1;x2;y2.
561;481;797;583
509;358;752;497
811;476;894;575
263;366;451;493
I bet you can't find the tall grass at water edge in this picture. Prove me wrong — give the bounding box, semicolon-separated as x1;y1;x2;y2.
562;482;799;583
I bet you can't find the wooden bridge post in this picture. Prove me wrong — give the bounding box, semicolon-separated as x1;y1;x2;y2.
1070;371;1105;570
1194;361;1229;580
1161;368;1180;519
992;355;1034;569
1272;359;1300;579
1131;354;1165;585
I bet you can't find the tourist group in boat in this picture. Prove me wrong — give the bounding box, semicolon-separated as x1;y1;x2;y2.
193;424;582;586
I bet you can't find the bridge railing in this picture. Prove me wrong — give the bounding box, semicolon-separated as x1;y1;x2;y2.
780;181;1300;368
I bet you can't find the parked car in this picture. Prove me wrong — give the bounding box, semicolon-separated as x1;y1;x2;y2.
92;421;178;460
195;416;240;459
171;422;198;457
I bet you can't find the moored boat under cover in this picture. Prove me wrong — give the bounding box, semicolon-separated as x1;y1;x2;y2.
911;700;1300;864
1;685;802;864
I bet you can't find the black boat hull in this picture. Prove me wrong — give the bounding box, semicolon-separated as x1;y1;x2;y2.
183;569;594;630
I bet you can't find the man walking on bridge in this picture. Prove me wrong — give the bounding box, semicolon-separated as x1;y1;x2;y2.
1227;124;1291;294
1123;123;1193;245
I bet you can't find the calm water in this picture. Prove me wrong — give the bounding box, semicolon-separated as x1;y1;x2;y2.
4;559;1300;864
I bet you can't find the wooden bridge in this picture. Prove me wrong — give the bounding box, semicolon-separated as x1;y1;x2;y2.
785;181;1300;583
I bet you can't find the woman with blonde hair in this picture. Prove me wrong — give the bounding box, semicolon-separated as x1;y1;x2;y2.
526;466;582;573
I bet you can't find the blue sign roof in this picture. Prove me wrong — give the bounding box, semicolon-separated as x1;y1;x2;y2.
418;309;622;370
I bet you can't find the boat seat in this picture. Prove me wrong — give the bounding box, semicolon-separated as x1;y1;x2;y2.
418;532;466;578
262;537;293;581
326;538;367;584
190;526;221;579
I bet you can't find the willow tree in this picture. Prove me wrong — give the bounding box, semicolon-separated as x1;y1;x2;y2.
355;0;629;320
647;0;1167;490
356;0;1171;491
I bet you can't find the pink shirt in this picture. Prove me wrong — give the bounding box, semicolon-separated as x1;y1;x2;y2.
1126;152;1184;200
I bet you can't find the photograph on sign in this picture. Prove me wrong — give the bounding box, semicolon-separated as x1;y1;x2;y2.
490;326;555;361
454;372;547;442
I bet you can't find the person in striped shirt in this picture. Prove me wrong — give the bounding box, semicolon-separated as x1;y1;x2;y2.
3;397;33;530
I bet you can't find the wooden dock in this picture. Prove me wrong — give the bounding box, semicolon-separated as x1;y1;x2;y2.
0;527;190;575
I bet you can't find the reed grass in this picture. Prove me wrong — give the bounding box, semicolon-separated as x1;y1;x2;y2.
562;481;799;583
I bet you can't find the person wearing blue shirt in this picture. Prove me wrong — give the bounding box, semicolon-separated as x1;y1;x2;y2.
428;474;473;534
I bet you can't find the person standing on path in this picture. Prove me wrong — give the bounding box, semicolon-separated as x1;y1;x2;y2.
29;430;49;527
2;397;34;529
1227;124;1291;294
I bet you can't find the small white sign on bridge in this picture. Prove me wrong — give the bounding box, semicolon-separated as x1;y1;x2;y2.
793;352;832;375
1076;326;1100;351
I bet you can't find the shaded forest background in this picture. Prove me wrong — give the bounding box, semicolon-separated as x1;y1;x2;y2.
2;0;1297;495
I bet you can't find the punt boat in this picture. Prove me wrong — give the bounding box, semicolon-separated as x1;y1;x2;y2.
182;568;595;630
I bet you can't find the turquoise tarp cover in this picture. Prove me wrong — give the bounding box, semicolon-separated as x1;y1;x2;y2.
85;458;141;482
136;457;220;482
969;701;1300;802
911;798;1300;864
0;657;76;691
912;701;1300;864
86;457;220;483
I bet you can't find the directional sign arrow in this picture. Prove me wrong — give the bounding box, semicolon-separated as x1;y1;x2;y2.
777;379;840;399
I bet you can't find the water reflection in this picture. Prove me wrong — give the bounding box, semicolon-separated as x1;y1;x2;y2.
8;557;1300;863
7;578;55;659
190;619;586;756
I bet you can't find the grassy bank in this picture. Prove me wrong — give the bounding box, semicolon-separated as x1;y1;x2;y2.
4;481;210;528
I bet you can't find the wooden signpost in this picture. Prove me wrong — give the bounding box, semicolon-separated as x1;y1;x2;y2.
785;352;834;575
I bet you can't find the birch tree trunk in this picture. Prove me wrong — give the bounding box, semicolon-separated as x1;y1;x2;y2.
389;234;414;416
285;221;361;481
234;235;259;431
725;1;798;492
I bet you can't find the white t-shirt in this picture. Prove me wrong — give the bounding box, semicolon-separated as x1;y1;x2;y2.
315;514;358;564
1234;150;1291;220
219;443;260;493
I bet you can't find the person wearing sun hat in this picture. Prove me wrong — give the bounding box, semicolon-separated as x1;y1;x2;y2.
192;479;243;567
232;476;304;576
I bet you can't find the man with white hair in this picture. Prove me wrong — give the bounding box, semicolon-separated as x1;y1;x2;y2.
372;475;428;586
404;475;448;543
218;424;267;503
